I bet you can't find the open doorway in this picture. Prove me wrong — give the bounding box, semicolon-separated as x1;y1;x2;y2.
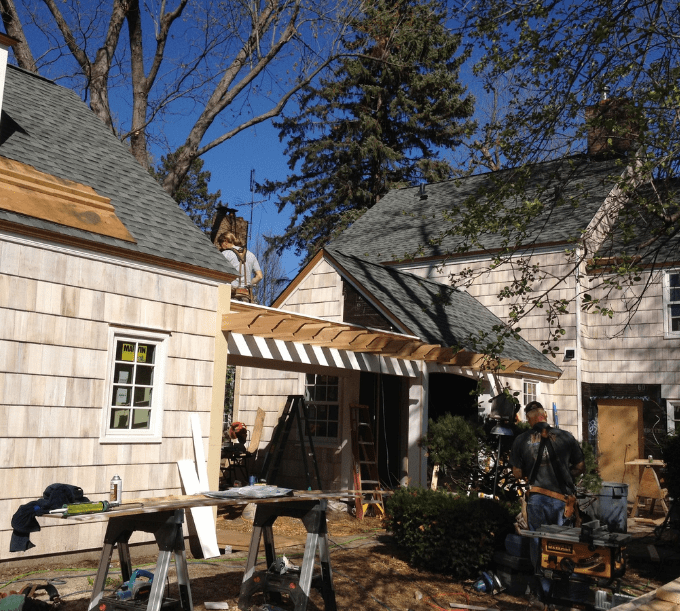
359;372;407;488
428;373;479;423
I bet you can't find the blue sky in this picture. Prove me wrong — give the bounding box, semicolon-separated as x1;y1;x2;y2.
3;0;484;284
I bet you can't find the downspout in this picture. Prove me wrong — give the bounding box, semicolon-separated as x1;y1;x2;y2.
574;247;584;441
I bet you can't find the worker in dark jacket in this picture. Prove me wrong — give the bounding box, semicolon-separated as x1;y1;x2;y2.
509;401;585;601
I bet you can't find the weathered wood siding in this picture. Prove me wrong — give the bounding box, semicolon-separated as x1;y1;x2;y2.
581;269;680;397
400;250;581;434
0;235;222;560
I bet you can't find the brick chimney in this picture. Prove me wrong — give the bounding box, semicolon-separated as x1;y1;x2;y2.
210;206;249;248
585;88;645;158
0;33;18;123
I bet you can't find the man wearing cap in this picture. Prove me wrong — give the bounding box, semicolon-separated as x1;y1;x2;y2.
510;401;585;602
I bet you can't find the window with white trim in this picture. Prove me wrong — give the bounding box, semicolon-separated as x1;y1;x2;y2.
523;380;538;406
304;374;340;439
667;400;680;433
665;271;680;337
101;328;169;442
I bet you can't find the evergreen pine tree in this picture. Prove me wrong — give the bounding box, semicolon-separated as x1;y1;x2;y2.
260;0;475;262
152;150;222;235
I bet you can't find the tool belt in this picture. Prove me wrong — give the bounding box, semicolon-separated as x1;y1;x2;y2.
527;486;578;518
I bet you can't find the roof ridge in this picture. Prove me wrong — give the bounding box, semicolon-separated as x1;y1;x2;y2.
328;247;458;292
7;62;56;85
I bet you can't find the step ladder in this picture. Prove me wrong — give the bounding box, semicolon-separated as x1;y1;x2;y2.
350;404;385;519
260;395;322;490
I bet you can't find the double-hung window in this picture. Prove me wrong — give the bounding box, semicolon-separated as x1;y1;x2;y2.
304;374;340;440
667;400;680;433
665;271;680;337
523;380;538;406
101;327;169;443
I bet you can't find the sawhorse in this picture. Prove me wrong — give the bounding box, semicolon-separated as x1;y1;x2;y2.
238;499;337;611
88;510;193;611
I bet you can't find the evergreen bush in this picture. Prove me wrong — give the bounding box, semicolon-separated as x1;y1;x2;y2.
385;487;515;577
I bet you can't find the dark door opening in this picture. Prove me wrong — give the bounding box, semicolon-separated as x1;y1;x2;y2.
359;372;405;487
427;373;478;424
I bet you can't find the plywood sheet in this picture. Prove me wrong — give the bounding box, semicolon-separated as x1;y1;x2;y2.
0;157;135;242
598;399;643;499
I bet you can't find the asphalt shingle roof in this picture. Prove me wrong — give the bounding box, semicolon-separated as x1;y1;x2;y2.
0;65;235;277
326;248;561;374
332;156;623;264
594;178;680;265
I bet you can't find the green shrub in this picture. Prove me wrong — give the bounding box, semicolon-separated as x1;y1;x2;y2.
385;487;515;578
577;441;602;495
421;414;481;492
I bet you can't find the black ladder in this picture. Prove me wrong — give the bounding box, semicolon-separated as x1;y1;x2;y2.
260;395;322;490
350;404;385;519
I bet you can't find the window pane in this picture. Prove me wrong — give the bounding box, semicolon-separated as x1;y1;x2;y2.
110;408;130;429
329;405;339;421
137;343;155;364
316;422;327;437
671;288;680;302
135;365;154;386
116;341;136;362
670;273;680;288
115;363;134;384
134;387;152;407
131;409;151;429
327;422;338;438
327;385;338;401
113;386;131;406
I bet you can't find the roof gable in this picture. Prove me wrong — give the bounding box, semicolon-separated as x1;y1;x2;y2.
0;65;235;279
325;248;561;377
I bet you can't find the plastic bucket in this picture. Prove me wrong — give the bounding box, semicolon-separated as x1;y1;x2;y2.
592;482;628;533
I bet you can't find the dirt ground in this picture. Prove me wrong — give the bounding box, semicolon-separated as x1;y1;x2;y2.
0;507;674;611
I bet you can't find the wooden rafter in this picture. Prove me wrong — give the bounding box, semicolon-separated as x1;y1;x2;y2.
222;301;547;377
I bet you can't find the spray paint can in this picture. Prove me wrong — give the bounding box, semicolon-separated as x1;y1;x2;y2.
110;475;122;505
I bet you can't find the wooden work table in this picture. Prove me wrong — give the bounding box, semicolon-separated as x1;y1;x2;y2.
45;490;352;611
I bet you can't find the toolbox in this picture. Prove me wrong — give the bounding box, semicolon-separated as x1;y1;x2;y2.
493;551;533;595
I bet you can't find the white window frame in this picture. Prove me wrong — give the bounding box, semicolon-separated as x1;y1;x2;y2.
304;374;341;443
664;270;680;338
523;380;538;406
667;400;680;434
100;326;170;444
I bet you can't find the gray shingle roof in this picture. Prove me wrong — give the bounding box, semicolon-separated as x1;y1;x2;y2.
594;178;680;265
331;156;623;263
326;248;561;375
0;65;235;277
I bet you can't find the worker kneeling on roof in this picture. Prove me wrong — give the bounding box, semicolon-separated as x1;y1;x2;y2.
509;401;585;602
